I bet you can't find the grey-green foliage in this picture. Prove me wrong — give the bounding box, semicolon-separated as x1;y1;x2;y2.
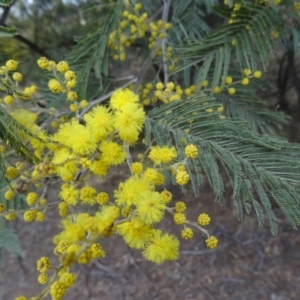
0;105;40;177
0;1;19;37
68;0;123;100
145;93;300;235
173;0;299;133
171;0;218;42
0;220;24;258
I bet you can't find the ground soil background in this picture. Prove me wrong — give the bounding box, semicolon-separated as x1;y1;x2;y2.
1;54;300;300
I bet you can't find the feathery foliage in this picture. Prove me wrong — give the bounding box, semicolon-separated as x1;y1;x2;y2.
0;26;19;38
68;0;123;100
0;105;40;167
0;222;24;258
146;93;300;235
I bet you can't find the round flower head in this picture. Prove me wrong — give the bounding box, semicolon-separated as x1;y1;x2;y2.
57;61;69;73
6;59;18;71
110;88;139;110
143;230;179;263
136;191;166;224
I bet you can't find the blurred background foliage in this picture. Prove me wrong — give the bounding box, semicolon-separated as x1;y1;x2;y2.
0;0;94;81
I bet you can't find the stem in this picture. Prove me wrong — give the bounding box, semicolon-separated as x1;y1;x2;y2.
0;201;60;217
162;0;171;85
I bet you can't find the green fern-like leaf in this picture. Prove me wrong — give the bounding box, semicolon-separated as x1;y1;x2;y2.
176;1;294;88
0;105;40;165
0;224;24;257
146;93;300;235
0;26;19;37
68;0;123;99
0;0;13;7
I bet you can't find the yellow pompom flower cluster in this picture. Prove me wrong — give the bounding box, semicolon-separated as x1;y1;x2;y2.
142;230;179;264
108;4;148;61
149;145;177;164
174;212;186;225
24;210;37;222
27;192;39;205
175;201;186;213
37;256;51;273
185;144;198;159
37;58;78;107
96;192;109;205
38;273;48;284
154;81;182;103
131;162;143;174
181;227;193;239
176;170;190;186
205;236;218;249
0;59;38;104
4;189;14;200
198;213;211;226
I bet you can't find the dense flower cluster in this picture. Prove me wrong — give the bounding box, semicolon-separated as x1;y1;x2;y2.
0;28;225;298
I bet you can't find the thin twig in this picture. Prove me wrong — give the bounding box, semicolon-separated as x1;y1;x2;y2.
134;41;161;93
0;201;60;217
162;0;171;85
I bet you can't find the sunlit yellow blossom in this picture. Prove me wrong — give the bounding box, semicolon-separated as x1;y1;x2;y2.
160;190;172;203
175;201;186;213
181;227;193;239
48;79;62;93
198;213;211;226
59;184;79;206
143;230;179;263
174;212;186;224
96;192;109;205
57;61;69;73
131;162;143;174
84;106;114;142
67;91;77;101
4;189;14;200
12;72;23;81
176;170;190;185
60;218;86;243
117;218;154;249
37;57;49;69
110;88;139;110
99;141;126;166
205;236;218;249
95;206;120;237
50;281;66;300
89;159;109;176
38;273;48;284
59;272;76;287
185;144;198;159
37;256;51;273
115;175;154;206
114;103;145;144
52;148;78;182
58;202;69;217
79;186;97;205
143;168;159;184
149;146;177;164
6;59;18;71
26;192;39;205
24;210;37;222
65;70;76;81
54;121;97;155
136;191;166;224
6;166;18;179
4;95;14;105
